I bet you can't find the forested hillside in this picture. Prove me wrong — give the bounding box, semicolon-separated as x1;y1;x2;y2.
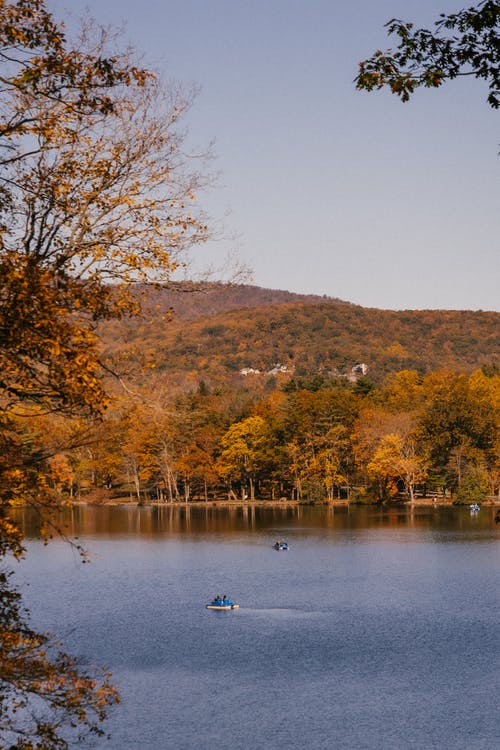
4;283;498;507
101;285;499;386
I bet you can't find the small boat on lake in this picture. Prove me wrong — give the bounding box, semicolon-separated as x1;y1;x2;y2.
469;503;480;512
273;540;289;551
206;595;239;610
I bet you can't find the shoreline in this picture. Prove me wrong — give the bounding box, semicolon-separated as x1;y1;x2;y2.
52;497;499;509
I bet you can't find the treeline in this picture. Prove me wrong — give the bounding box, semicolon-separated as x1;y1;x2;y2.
21;367;500;506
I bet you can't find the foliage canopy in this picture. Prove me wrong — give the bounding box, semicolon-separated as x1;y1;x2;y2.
356;1;500;108
0;0;208;422
0;1;210;747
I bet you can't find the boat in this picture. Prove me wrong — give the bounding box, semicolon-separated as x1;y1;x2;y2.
273;540;289;551
469;503;480;512
206;595;239;610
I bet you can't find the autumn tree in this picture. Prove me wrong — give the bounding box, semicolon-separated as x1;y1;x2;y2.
286;425;350;503
0;1;210;746
174;438;220;502
71;418;124;496
366;433;427;503
216;416;277;500
417;371;499;497
0;0;210;507
376;370;424;413
0;565;119;750
352;406;427;501
356;1;500;108
1;61;207;420
281;385;360;501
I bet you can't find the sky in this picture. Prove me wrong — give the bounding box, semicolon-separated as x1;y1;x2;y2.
50;1;498;311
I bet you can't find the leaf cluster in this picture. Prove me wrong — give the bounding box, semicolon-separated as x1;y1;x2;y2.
0;1;210;423
356;1;500;108
0;569;119;750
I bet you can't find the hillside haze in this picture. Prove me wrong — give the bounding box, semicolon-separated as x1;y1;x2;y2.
136;282;350;320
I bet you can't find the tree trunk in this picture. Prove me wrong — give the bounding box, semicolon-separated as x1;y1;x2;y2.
408;481;415;503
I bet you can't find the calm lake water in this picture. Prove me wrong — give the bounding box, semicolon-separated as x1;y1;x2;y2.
10;505;500;750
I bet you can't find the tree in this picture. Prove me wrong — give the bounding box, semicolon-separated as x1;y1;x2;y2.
366;433;427;503
216;416;277;500
0;48;208;420
0;0;149;151
356;1;500;108
0;2;210;746
377;370;424;413
0;0;210;506
418;371;499;496
454;461;490;503
353;407;427;501
0;568;119;750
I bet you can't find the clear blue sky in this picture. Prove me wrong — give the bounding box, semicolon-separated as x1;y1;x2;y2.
51;1;498;311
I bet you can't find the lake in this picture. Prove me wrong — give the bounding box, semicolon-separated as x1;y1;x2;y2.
10;504;500;750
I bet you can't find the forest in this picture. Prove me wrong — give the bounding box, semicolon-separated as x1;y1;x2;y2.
12;284;499;507
102;283;499;385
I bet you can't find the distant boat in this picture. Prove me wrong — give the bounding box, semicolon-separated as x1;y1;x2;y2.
273;540;289;551
469;503;480;512
206;595;239;610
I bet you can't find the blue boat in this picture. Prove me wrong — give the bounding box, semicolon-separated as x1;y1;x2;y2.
273;540;289;551
206;595;239;610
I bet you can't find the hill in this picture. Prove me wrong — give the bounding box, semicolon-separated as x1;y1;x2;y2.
135;281;349;320
101;285;499;386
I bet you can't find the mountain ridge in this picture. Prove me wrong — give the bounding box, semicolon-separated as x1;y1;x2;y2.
137;281;351;321
101;284;499;385
136;281;498;319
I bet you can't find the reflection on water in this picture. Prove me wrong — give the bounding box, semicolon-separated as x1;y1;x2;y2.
9;502;499;540
10;503;500;750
